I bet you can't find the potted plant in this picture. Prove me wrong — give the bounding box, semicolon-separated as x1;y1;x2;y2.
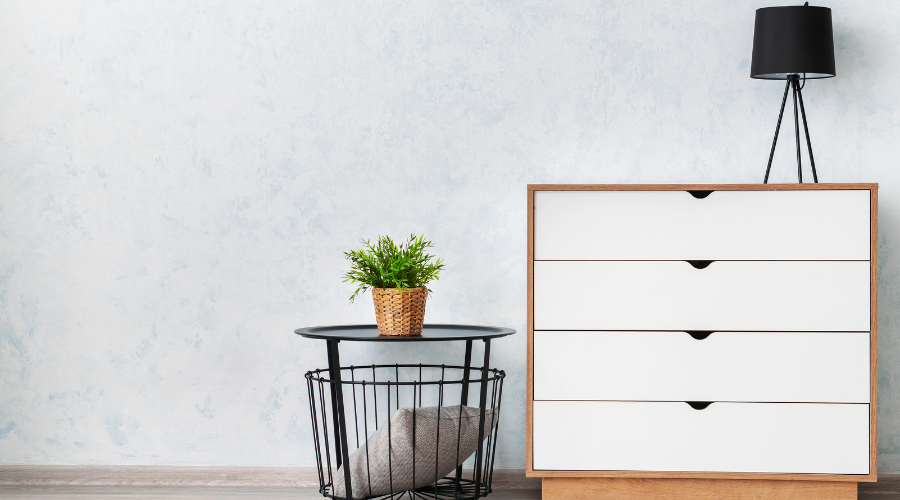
343;234;445;336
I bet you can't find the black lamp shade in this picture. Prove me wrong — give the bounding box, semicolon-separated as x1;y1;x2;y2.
751;5;835;79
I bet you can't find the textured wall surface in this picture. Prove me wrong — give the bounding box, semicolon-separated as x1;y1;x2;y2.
1;0;899;470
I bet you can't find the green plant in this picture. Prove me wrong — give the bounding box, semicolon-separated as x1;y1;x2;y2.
343;233;445;302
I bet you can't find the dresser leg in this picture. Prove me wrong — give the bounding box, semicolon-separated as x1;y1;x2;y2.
541;477;857;500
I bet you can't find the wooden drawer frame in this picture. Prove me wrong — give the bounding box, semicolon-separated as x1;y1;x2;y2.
526;183;878;485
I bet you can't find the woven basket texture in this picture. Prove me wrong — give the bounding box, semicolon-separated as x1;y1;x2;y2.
372;287;427;336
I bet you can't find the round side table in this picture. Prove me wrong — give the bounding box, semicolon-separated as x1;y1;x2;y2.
295;324;515;500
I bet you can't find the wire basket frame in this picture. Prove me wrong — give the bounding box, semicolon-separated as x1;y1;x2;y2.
306;364;505;500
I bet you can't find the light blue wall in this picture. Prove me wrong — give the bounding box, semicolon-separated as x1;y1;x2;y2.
1;0;899;470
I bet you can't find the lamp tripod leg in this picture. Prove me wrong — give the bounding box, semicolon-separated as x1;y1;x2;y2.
792;76;803;183
796;86;819;183
764;79;792;184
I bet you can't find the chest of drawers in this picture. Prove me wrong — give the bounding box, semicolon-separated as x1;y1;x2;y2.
526;184;877;500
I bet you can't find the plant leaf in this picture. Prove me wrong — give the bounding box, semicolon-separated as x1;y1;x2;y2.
342;233;445;302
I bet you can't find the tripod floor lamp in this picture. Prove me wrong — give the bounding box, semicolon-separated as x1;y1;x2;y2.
751;3;835;183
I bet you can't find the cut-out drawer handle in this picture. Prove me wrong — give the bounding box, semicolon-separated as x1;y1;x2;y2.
687;260;714;269
686;331;713;340
687;190;713;199
687;402;713;410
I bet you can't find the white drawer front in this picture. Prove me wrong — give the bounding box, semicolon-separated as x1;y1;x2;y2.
534;190;871;261
533;331;870;403
533;261;870;332
532;401;869;474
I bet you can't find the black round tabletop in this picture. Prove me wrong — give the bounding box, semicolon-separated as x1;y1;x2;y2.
295;324;515;342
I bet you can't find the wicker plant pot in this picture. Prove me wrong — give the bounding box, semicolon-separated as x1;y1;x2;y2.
372;287;427;336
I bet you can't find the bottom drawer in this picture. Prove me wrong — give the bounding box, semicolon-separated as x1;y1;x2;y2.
532;401;869;474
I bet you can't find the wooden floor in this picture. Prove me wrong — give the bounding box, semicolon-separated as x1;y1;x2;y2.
0;486;542;499
0;485;897;500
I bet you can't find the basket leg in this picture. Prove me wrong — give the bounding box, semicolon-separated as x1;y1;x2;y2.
327;340;354;500
474;339;491;499
326;341;343;469
455;340;473;489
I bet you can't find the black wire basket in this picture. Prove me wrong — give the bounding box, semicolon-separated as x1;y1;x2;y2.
306;364;505;500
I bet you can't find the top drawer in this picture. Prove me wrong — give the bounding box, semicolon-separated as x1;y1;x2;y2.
534;189;871;261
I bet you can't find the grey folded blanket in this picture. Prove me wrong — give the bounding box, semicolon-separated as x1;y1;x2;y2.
333;405;497;499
